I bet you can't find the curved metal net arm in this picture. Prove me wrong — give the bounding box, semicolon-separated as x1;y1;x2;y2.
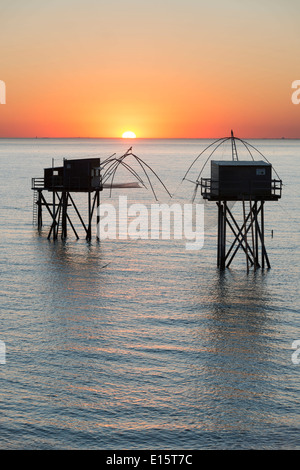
179;132;282;202
100;147;172;200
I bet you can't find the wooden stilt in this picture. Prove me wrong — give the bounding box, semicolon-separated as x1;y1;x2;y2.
217;202;221;268
260;201;270;269
216;201;227;270
243;197;249;274
222;202;227;269
249;198;257;271
254;201;259;267
86;191;93;241
96;189;100;240
61;191;68;239
220;202;226;270
52;192;56;239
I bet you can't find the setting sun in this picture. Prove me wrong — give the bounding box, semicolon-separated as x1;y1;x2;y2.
122;131;136;139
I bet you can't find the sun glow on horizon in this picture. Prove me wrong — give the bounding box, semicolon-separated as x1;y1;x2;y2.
122;131;136;138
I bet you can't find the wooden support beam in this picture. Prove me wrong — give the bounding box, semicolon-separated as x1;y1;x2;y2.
96;189;100;240
216;199;271;271
225;213;255;266
225;205;256;268
68;193;88;233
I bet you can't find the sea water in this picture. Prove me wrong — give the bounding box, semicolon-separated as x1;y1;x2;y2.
0;138;299;449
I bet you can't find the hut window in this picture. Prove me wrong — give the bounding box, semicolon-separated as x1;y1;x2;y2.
92;168;100;177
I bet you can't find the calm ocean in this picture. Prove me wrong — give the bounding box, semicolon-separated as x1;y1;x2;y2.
0;137;299;450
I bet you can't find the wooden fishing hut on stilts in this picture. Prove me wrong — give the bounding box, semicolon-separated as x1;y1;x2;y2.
183;131;283;271
31;147;171;241
32;157;102;241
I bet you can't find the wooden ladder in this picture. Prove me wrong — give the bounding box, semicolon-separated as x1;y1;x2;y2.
32;190;38;225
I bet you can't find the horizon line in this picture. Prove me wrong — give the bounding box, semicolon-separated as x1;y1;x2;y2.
0;136;298;140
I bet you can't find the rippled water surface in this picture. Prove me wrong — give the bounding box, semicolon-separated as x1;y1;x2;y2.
0;138;299;449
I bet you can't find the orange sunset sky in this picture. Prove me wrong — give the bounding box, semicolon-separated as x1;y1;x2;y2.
0;0;300;138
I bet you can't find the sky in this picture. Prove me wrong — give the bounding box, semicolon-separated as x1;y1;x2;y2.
0;0;300;138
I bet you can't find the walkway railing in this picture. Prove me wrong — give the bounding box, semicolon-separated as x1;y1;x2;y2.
31;178;44;189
